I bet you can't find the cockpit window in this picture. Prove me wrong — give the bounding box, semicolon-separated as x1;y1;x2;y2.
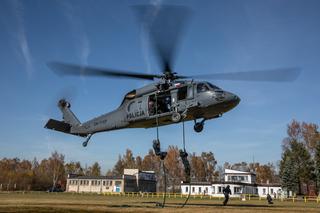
197;83;209;93
207;82;221;90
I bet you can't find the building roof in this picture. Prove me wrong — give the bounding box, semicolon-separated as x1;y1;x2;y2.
181;181;281;187
181;181;211;186
225;169;256;176
181;181;258;187
257;183;281;187
67;174;122;180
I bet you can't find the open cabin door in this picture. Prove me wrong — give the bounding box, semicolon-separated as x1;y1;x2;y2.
148;91;172;116
174;84;197;112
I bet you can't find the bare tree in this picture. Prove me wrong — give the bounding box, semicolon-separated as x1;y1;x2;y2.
48;151;65;191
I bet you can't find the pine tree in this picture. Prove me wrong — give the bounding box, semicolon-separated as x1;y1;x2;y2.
281;154;299;196
290;140;314;194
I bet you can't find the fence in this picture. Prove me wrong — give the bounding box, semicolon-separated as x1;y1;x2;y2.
1;191;319;203
100;192;320;203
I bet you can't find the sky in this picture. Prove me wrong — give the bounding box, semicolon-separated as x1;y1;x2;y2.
0;0;319;173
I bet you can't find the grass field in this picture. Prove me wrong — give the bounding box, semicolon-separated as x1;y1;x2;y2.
0;192;319;213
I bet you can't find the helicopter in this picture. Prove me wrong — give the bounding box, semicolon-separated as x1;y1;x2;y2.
44;5;300;147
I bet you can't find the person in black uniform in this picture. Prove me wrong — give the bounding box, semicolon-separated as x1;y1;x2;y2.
223;185;232;206
266;193;273;204
179;149;191;183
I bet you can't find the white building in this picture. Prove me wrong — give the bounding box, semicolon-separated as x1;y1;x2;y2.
181;169;281;198
66;169;156;193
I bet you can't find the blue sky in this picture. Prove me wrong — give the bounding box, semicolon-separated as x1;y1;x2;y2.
0;0;319;172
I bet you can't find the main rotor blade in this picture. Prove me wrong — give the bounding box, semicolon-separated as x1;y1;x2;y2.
132;5;192;74
181;67;301;82
47;62;161;80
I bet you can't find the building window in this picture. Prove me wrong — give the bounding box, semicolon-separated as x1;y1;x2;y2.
192;187;195;193
97;181;100;185
110;181;113;185
205;187;208;193
199;187;202;193
212;186;215;194
271;188;273;194
103;181;106;186
186;187;188;193
263;188;266;195
218;186;223;193
234;187;241;194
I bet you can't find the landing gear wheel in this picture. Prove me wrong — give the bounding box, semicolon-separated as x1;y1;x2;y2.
194;122;204;133
82;141;88;147
172;112;181;123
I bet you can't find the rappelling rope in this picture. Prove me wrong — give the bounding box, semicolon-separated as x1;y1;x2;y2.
155;93;159;141
180;120;191;208
154;92;167;208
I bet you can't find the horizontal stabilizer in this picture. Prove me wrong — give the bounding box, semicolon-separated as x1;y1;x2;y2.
44;119;87;137
45;119;71;133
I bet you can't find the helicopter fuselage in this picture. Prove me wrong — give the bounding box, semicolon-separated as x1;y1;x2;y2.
64;80;240;136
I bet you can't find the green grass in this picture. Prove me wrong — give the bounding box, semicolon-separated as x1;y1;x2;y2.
0;192;319;212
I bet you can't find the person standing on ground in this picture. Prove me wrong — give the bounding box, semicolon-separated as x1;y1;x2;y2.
223;185;232;206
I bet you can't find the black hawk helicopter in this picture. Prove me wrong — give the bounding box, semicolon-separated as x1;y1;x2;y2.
44;5;300;147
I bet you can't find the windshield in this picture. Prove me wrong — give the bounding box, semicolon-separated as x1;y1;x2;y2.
197;83;209;93
206;82;221;90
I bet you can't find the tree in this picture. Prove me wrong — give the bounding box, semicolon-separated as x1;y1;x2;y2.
141;149;160;172
48;151;65;191
284;120;320;154
105;169;113;176
315;141;320;194
33;158;52;190
254;163;278;184
17;160;33;190
164;146;183;192
281;152;299;196
122;149;136;169
112;155;124;176
65;161;84;175
280;120;318;195
90;162;101;176
201;152;217;182
135;156;143;171
301;122;320;154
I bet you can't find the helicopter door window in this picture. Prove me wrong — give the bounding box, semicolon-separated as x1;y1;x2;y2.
197;83;209;93
187;85;194;99
178;86;188;101
148;95;156;116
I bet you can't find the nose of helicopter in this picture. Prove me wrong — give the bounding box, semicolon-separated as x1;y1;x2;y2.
223;91;241;109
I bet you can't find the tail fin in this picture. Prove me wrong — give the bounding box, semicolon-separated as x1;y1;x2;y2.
44;99;87;137
57;99;81;126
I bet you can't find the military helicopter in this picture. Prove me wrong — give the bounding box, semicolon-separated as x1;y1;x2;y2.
44;5;300;147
